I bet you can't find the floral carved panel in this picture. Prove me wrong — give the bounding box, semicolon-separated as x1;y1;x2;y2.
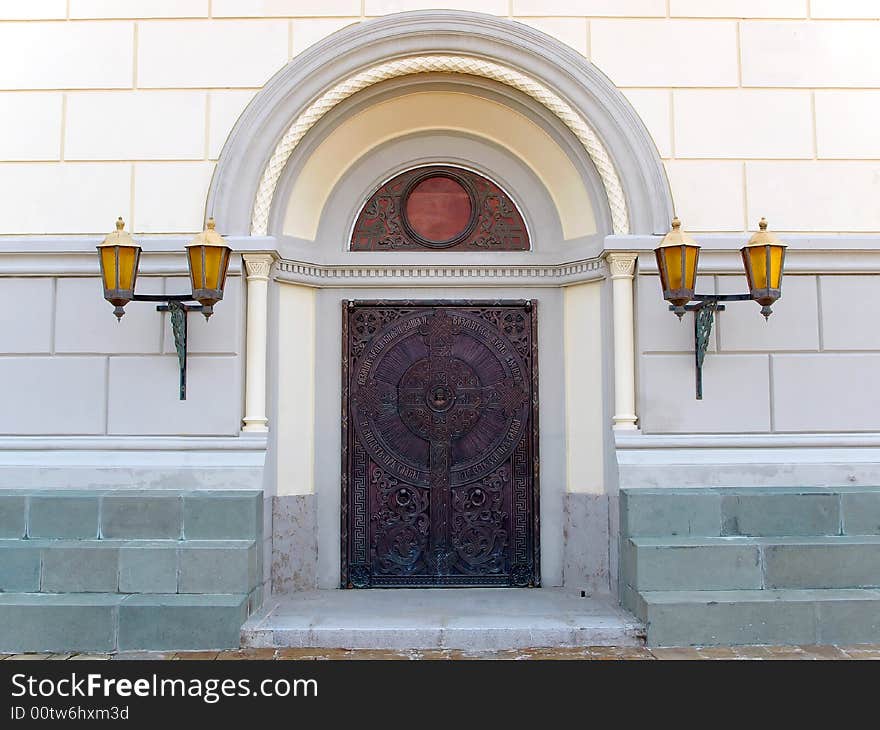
350;166;530;252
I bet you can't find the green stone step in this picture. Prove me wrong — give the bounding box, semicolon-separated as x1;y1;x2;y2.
0;539;258;595
620;487;880;538
636;588;880;647
0;593;248;653
623;535;880;591
0;490;262;541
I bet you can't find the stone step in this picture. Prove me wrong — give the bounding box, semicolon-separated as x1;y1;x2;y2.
634;588;880;647
242;588;646;651
0;539;258;595
0;489;262;541
0;593;248;653
620;486;880;538
623;535;880;591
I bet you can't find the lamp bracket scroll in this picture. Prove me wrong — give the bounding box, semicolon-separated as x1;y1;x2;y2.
127;293;206;401
693;300;718;401
154;299;204;401
670;294;751;399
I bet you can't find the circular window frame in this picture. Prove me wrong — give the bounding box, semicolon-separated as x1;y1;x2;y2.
399;168;480;249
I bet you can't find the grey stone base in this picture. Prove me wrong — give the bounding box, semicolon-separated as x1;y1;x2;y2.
269;492;611;594
0;489;263;652
563;493;610;595
271;494;318;593
0;593;249;653
640;589;880;648
620;486;880;646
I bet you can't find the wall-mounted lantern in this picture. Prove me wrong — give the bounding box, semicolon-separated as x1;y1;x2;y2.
654;217;701;319
655;217;786;400
98;217;232;400
97;217;141;321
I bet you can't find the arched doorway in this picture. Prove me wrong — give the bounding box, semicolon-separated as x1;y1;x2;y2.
205;11;672;596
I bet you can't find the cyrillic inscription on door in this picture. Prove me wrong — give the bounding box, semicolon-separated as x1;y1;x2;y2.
341;301;539;588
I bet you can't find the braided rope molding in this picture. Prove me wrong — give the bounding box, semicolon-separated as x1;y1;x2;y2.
250;54;630;236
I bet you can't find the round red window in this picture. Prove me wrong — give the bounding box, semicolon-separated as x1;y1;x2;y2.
404;175;474;245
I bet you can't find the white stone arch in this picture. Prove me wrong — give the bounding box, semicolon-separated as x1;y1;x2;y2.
278;86;610;241
206;10;673;238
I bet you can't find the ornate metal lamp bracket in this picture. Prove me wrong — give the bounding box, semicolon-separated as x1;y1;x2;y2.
693;300;720;400
671;293;752;400
133;294;204;401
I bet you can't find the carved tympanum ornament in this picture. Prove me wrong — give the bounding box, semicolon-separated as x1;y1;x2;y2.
342;301;540;588
350;167;530;251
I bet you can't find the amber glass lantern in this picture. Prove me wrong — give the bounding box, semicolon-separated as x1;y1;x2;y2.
186;218;231;320
741;217;786;319
97;217;141;320
654;217;701;319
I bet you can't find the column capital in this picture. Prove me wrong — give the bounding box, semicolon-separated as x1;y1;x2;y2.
243;252;277;280
605;252;638;280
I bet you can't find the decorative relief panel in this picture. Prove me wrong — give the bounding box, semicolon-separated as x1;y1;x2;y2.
350;166;530;252
341;300;540;588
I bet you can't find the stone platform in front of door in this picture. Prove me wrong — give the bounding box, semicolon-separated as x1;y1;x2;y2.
241;588;645;650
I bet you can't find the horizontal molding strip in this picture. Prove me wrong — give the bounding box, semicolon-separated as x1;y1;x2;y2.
616;431;880;450
606;234;880;251
0;435;268;452
274;257;606;287
610;234;880;274
0;436;269;481
0;236;274;276
3;234;880;278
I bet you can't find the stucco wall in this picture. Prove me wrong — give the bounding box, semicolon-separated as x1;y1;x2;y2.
563;280;607;491
1;3;879;235
1;5;879;498
0;271;244;436
275;282;315;495
637;268;880;434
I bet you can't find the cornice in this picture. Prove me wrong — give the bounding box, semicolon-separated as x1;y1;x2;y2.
274;257;606;287
4;234;880;279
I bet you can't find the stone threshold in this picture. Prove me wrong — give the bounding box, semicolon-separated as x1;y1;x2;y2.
241;588;645;651
5;645;880;660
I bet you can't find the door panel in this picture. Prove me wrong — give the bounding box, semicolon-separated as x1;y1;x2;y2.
342;301;539;588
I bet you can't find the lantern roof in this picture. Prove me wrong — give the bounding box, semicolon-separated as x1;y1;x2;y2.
744;217;786;248
188;218;228;248
98;217;138;248
656;217;699;249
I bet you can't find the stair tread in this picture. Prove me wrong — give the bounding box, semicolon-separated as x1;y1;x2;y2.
630;535;880;546
640;588;880;604
0;538;254;548
0;593;248;606
622;486;880;495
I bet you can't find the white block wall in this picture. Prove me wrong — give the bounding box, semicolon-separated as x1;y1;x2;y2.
1;4;880;234
0;274;243;436
638;272;880;434
0;4;878;442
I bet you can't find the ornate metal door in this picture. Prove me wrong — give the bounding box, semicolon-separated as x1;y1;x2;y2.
342;301;539;588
